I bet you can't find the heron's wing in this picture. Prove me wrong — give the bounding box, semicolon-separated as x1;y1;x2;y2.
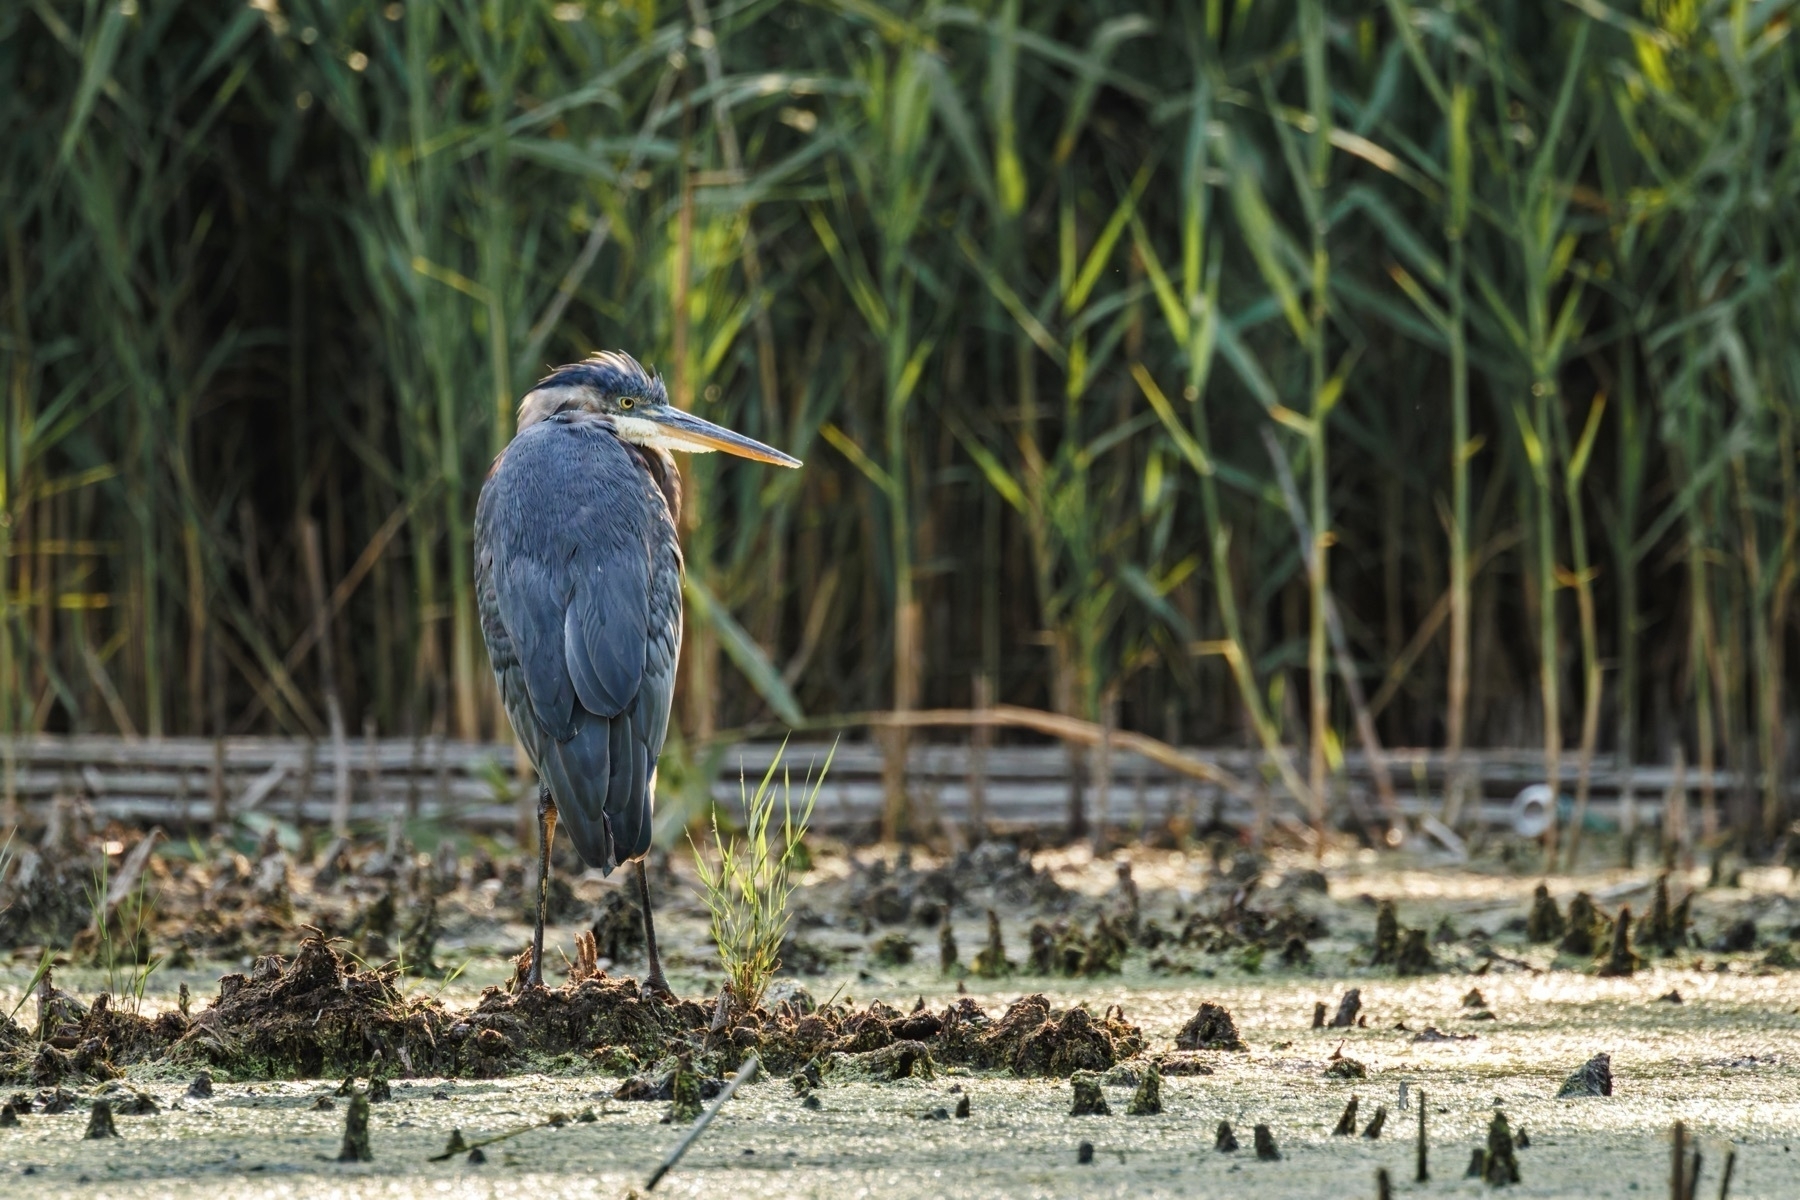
475;415;680;872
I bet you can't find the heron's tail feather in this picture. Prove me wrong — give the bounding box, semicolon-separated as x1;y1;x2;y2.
538;709;654;874
540;717;617;874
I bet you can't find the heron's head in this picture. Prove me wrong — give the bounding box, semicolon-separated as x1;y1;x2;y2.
517;350;800;467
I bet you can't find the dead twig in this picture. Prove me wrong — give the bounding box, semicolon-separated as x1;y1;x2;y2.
645;1053;760;1190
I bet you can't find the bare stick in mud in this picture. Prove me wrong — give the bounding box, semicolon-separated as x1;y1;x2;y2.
1671;1120;1686;1200
1415;1088;1428;1182
645;1053;761;1191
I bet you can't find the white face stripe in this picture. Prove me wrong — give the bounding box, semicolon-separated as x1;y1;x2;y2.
610;413;720;454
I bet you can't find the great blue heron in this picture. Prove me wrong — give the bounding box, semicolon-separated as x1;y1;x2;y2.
475;350;800;992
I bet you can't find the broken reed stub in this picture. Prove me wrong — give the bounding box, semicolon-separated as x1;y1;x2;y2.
1069;1072;1110;1116
1597;906;1641;977
1556;1053;1613;1098
1333;1096;1360;1136
84;1099;119;1140
1253;1123;1280;1161
972;909;1012;978
954;1095;970;1119
1362;1104;1387;1139
1215;1120;1239;1152
1125;1064;1162;1116
0;1102;18;1127
666;1056;704;1124
337;1092;373;1162
1376;1165;1394;1200
1482;1110;1521;1185
1329;988;1362;1029
1077;1140;1094;1164
1526;883;1564;943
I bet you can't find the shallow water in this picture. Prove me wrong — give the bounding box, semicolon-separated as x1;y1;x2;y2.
4;850;1797;1196
4;964;1795;1198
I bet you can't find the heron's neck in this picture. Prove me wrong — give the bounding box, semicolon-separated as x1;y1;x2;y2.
627;443;682;527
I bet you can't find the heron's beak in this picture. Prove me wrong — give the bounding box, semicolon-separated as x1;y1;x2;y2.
621;407;802;467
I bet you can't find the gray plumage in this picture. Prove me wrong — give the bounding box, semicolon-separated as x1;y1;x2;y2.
475;350;794;993
475;390;683;874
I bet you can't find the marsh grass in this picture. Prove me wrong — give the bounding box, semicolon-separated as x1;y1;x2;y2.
83;854;163;1016
691;741;828;1010
3;2;1798;848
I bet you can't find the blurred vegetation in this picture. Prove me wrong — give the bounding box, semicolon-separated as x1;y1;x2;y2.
2;1;1797;843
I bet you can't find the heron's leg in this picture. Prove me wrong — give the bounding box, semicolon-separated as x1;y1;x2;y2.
529;784;557;990
636;857;673;998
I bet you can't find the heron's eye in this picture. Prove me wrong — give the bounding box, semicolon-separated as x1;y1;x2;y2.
620;397;635;410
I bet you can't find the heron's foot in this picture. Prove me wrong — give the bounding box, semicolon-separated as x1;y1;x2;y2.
639;971;675;1002
516;945;548;992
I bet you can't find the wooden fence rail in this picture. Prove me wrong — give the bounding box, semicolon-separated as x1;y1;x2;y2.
1;731;1771;842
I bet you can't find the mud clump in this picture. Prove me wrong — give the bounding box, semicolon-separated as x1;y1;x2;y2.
1175;1002;1246;1051
1026;917;1128;977
1371;901;1400;965
1152;1051;1215;1076
616;1056;725;1102
176;938;443;1079
462;973;705;1074
1395;927;1436;975
85;1098;120;1139
869;932;916;966
1556;1052;1613;1098
1560;892;1605;956
1526;884;1564;943
828;1040;936;1082
1068;1071;1109;1116
590;888;646;963
0;848;96;948
976;997;1142;1077
129;935;702;1082
1714;918;1757;953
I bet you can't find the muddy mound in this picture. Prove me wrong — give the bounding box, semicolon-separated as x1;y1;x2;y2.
176;938;447;1079
0;848;98;948
467;979;706;1075
846;843;1074;929
932;993;1143;1077
691;991;1144;1079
